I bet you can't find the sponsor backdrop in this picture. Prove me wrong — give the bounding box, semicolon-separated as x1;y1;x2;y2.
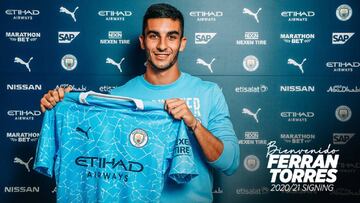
1;0;359;202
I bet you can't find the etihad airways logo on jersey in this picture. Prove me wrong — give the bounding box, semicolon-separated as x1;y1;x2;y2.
5;9;40;21
5;32;41;43
195;33;216;44
236;32;267;46
98;10;132;21
75;157;144;172
235;85;268;93
6;84;42;91
326;61;359;72
281;11;315;22
6;132;39;143
280;85;315;92
189;11;223;22
100;31;130;45
280;112;315;122
7;110;41;121
4;186;40;193
280;33;315;44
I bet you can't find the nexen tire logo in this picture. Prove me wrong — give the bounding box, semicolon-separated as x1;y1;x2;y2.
58;32;80;43
195;33;216;44
332;33;354;44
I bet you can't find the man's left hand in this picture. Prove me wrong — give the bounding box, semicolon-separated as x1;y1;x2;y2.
164;98;197;129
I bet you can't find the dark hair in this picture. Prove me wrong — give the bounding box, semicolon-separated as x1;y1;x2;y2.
142;3;184;37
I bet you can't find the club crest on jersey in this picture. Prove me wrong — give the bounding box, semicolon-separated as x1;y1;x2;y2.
130;129;148;148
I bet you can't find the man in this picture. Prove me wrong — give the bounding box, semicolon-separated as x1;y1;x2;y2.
40;3;239;202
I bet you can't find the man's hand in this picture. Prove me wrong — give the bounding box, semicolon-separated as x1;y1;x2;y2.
164;98;197;129
40;86;72;112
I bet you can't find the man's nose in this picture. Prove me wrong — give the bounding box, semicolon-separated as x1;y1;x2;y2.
156;37;167;51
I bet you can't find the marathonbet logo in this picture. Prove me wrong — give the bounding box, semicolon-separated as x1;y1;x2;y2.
5;32;41;43
195;33;216;44
58;32;80;43
280;33;315;44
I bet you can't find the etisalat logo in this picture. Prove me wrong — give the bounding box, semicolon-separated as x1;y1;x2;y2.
280;33;315;44
196;58;215;73
189;11;223;22
235;84;268;93
266;141;340;192
236;32;267;46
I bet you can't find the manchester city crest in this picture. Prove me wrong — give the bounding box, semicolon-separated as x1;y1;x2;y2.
130;129;148;148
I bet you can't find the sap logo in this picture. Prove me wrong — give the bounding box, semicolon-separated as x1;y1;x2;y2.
195;33;216;44
58;32;80;43
333;133;355;144
332;33;354;44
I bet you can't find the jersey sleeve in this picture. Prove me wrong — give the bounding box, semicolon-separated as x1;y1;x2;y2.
33;109;58;177
207;84;240;175
167;121;198;184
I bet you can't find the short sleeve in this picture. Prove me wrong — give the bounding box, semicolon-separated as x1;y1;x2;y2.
168;121;198;184
33;109;58;177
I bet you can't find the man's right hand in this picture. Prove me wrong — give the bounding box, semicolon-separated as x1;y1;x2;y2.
40;86;72;112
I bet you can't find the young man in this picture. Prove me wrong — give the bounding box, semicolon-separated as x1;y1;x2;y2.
40;3;239;202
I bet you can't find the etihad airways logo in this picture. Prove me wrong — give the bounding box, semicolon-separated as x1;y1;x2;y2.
280;85;315;92
5;32;41;43
280;33;315;44
98;10;132;21
281;11;315;22
5;9;40;21
326;61;359;72
280;112;315;122
7;110;41;120
189;11;223;22
195;33;216;44
7;84;42;91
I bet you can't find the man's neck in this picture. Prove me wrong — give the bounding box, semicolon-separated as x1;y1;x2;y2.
144;64;181;85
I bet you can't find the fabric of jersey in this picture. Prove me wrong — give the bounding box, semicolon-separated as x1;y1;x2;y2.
110;72;240;203
33;92;198;203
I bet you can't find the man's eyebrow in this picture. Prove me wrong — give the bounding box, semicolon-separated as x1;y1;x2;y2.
146;30;160;35
146;30;180;36
167;31;180;36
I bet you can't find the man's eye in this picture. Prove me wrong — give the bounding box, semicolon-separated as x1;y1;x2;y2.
149;35;158;39
169;35;177;40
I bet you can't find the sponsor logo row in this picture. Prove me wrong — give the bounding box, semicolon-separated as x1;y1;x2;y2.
4;4;352;22
9;54;360;74
4;31;356;46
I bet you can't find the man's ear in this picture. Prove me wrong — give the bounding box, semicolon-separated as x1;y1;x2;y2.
179;36;187;52
139;35;145;50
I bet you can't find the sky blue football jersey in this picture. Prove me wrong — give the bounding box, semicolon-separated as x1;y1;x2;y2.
33;91;198;203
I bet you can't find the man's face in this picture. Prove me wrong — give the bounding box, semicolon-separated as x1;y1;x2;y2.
140;18;186;71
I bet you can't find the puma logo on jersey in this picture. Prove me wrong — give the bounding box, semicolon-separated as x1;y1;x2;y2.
76;127;91;139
